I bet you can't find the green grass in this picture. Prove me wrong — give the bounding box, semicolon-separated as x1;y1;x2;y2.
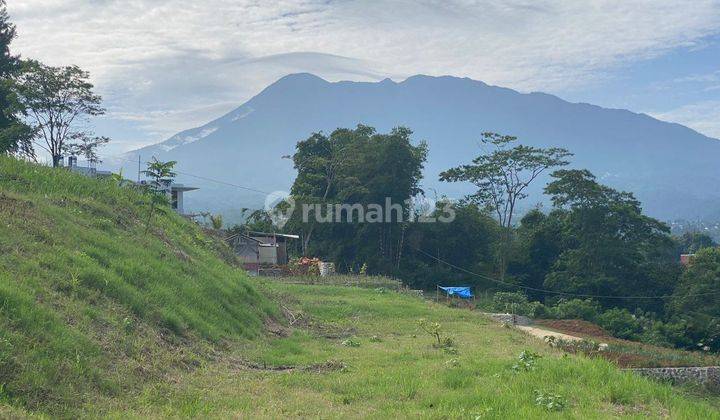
0;157;276;417
2;156;719;418
111;282;720;418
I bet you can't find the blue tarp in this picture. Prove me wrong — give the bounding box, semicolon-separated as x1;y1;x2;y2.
439;286;473;299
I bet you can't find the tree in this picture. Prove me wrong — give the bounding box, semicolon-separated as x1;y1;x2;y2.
440;132;571;279
15;60;106;166
66;134;109;167
286;125;427;272
0;1;32;155
669;247;720;350
290;128;357;253
542;169;678;312
141;158;177;231
676;232;717;255
209;214;223;230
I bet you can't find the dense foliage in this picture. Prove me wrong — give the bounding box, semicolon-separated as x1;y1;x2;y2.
250;125;720;353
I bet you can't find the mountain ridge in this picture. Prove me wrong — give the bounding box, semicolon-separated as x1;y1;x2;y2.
116;73;720;222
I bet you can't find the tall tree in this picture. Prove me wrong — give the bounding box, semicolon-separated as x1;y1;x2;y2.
543;169;678;312
669;247;720;350
0;1;32;155
440;132;571;279
290;128;358;252
15;60;106;166
286;125;427;272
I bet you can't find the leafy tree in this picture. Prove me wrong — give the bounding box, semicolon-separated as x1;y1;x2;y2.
542;169;678;312
440;133;571;279
401;201;498;289
141;158;177;231
669;247;720;350
15;60;106;166
291;128;358;252
507;208;563;301
0;1;32;155
66;134;109;167
286;125;427;273
676;231;717;255
209;214;223;230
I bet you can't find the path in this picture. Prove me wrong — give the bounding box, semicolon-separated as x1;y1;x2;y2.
515;325;584;342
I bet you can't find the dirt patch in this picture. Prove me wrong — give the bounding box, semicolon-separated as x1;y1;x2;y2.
264;317;291;337
0;193;35;217
228;358;346;373
535;319;613;339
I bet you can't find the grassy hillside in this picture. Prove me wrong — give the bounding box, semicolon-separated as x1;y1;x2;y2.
0;157;276;416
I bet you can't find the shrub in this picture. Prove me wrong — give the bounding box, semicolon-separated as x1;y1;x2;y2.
552;298;601;322
342;338;360;347
597;308;642;339
512;350;541;372
534;390;566;411
418;319;457;352
492;292;549;318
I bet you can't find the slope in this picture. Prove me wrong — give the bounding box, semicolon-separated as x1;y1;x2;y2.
0;156;277;417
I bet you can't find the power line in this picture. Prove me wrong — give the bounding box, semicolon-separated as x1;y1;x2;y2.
411;246;720;300
111;154;271;195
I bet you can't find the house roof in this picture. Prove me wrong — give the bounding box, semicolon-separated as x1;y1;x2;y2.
171;184;199;192
247;231;300;239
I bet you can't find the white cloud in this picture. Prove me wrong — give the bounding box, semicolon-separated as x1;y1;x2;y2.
7;0;720;149
653;100;720;139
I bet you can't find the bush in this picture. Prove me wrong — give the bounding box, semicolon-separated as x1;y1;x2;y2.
512;350;541;372
639;319;694;349
552;298;601;322
597;308;643;340
492;292;549;318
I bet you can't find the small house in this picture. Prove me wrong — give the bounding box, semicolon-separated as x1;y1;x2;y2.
226;231;299;275
680;254;696;267
247;231;299;265
64;155;113;178
139;179;198;215
226;233;262;274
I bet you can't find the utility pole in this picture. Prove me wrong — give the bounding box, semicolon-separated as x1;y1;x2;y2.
137;155;141;182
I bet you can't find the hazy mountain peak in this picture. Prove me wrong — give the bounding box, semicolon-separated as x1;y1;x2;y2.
118;73;720;222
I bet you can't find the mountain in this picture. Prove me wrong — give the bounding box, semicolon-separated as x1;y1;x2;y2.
116;73;720;222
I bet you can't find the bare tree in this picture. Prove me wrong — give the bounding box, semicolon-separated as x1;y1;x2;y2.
15;60;106;166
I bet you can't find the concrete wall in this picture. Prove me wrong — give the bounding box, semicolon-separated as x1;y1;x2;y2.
626;366;720;386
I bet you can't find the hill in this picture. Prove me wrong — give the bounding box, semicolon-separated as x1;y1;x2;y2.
117;73;720;222
0;157;277;416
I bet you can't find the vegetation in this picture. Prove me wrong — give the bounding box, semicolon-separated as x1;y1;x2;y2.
0;156;276;416
440;132;571;279
94;281;720;418
141;157;177;231
0;0;32;156
286;124;428;271
1;157;719;417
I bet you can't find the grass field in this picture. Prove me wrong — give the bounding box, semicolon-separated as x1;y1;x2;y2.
103;281;720;418
2;157;720;418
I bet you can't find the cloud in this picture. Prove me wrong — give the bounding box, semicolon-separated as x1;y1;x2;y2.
653;100;720;139
7;0;720;150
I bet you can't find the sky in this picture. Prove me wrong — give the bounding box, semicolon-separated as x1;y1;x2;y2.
7;0;720;156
